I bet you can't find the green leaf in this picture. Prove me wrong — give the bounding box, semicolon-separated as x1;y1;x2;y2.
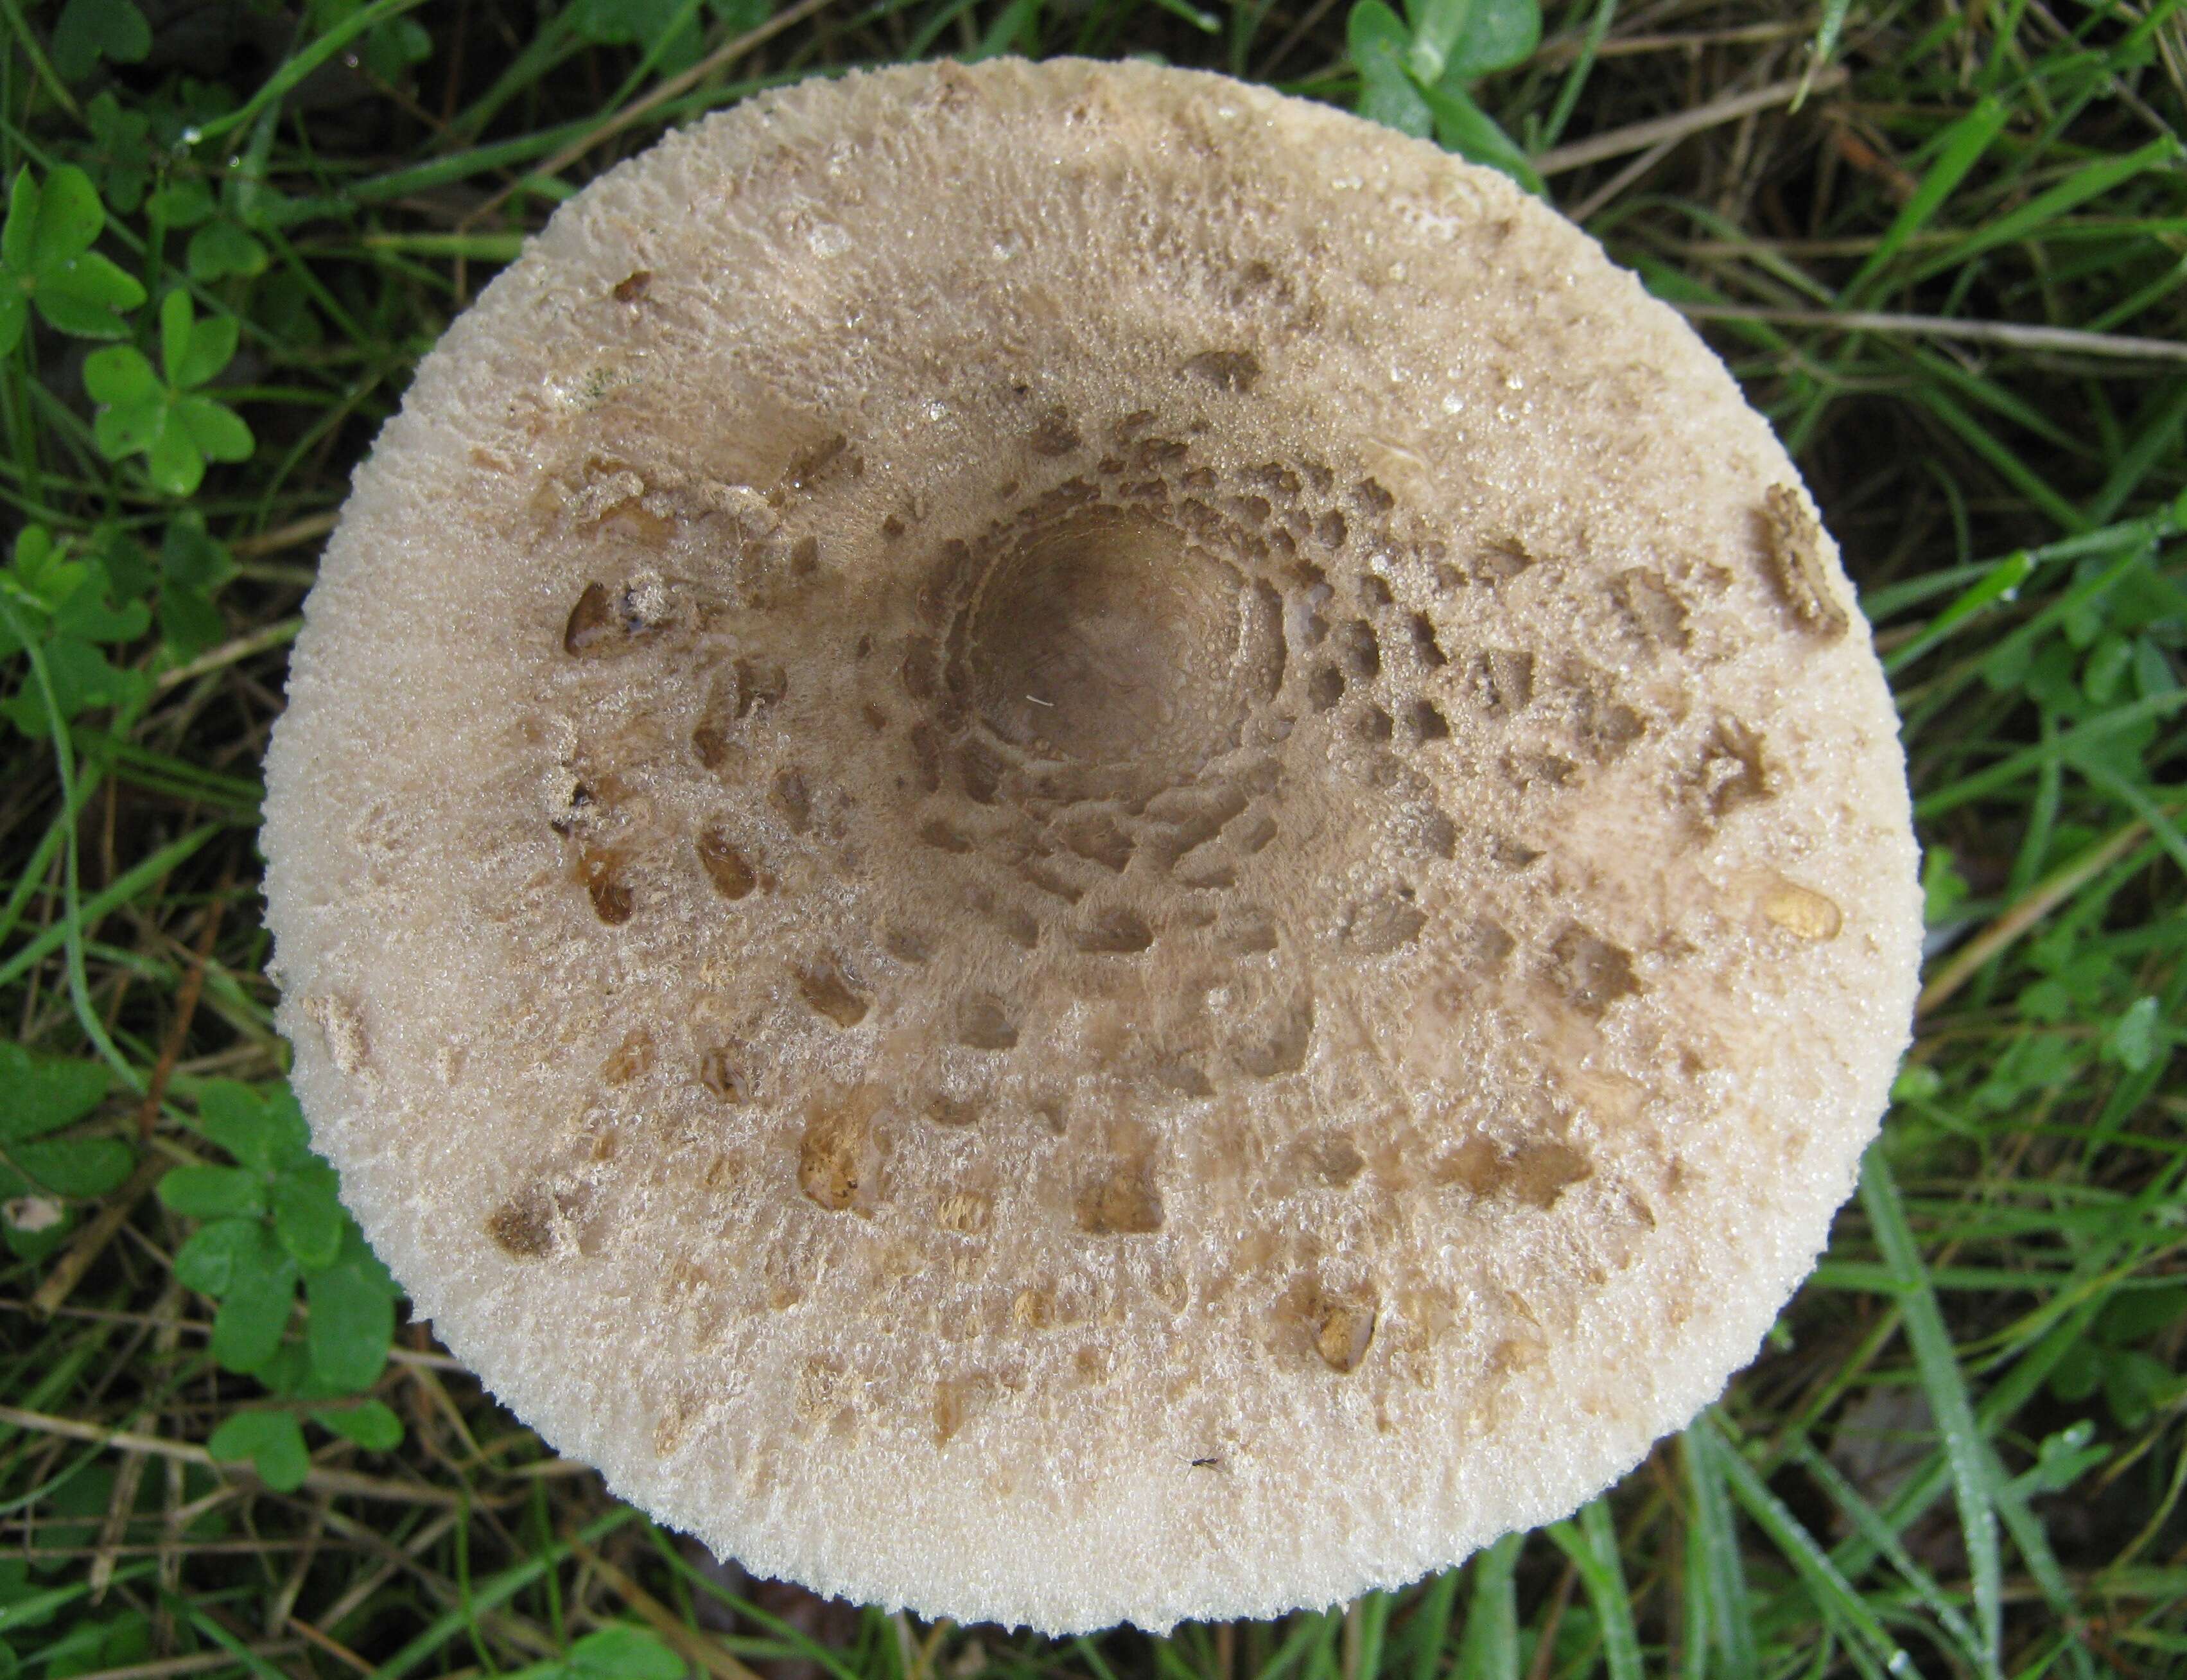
33;269;144;338
82;94;151;213
27;167;102;270
2133;635;2177;699
158;1165;267;1220
1405;0;1537;82
81;345;158;406
9;523;78;607
13;1137;132;1197
570;0;697;48
1414;77;1543;193
0;636;147;735
362;17;434;80
208;1228;298;1371
176;396;253;464
186;222;268;283
144;182;216;229
1350;1;1433;138
2098;1284;2187;1343
199;1081;309;1171
0;1047;109;1142
2102;1349;2177;1428
1;170;37;272
207;1410;310;1492
92;398;165;462
51;567;152;644
310;1399;403;1451
2105;995;2164;1072
1891;1062;1943;1103
256;1339;313;1399
2082;634;2133;704
344;1218;397;1291
2;1191;74;1261
159;584;226;660
1401;0;1472;81
0;1554;74;1623
2047;1340;2102;1404
173;311;238;389
1922;844;1971;925
159;515;236;590
97;524;156;602
263;1085;312;1160
43;249;146;314
566;1626;685;1680
173;1216;263;1295
306;1242;396;1392
0;290;25;358
157;290;196;389
47;1611;153;1679
273;1158;344;1270
2022;1421;2107;1494
0;171;136;331
51;0;152;81
1440;0;1536;78
38;1622;107;1678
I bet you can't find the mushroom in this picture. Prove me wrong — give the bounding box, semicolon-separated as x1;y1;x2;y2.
260;58;1921;1634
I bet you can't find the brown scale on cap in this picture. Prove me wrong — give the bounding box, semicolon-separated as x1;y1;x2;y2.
263;57;1921;1636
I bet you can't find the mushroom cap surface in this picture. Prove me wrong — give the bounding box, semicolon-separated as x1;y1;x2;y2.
261;57;1921;1634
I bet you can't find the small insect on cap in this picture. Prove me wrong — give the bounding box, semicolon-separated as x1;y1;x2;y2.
260;58;1921;1634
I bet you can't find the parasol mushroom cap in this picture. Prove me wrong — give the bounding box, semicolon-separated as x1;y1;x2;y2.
261;57;1921;1634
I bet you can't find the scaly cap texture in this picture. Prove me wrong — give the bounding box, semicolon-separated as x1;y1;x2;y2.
261;57;1922;1634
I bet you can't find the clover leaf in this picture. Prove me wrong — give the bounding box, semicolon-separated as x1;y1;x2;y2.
78;94;152;214
1349;0;1544;192
51;0;152;82
161;1082;401;1424
308;0;434;85
195;1078;309;1173
207;1408;311;1492
0;1049;109;1150
144;179;268;283
0;1046;126;1261
0;166;146;354
571;0;708;75
205;1222;301;1371
1349;2;1433;138
154;514;238;658
508;1627;686;1680
37;1610;153;1680
84;290;254;496
312;1398;404;1451
2048;1286;2187;1428
308;1226;399;1389
1402;0;1539;84
0;526;155;740
2105;995;2168;1074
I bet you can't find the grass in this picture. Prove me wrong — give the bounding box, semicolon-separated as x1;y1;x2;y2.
2;0;2184;1676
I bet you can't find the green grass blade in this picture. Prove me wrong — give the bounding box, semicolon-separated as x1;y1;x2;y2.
368;1508;638;1680
1546;1503;1642;1680
1700;1417;1916;1674
1907;135;2186;286
1680;1421;1756;1680
1842;96;2009;306
1860;1154;2001;1666
1452;1534;1520;1680
1403;1568;1461;1680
